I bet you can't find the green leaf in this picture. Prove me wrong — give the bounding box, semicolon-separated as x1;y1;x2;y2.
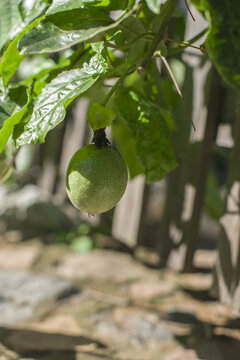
18;1;139;53
87;103;116;130
206;0;240;89
0;0;23;51
0;87;30;152
18;0;48;22
145;0;163;14
191;0;240;89
18;8;113;54
0;0;48;52
47;0;128;15
114;87;177;183
0;17;44;88
14;50;108;146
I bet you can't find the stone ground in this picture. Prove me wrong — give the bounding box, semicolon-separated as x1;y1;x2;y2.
0;234;240;360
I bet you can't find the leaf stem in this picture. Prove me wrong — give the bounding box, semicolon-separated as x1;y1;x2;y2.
166;28;208;56
159;55;196;131
184;0;195;22
101;66;135;106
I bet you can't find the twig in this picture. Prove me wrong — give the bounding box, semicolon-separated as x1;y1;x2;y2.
166;28;208;56
184;0;195;21
160;55;196;131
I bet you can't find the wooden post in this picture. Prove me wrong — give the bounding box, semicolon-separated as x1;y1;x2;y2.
181;69;224;272
212;94;240;309
112;175;147;248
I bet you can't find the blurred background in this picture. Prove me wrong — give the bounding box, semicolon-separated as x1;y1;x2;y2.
0;2;240;360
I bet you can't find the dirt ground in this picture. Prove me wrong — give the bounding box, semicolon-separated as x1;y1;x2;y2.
0;232;240;360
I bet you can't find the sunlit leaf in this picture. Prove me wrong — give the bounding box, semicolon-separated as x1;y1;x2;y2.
0;0;48;52
15;48;108;146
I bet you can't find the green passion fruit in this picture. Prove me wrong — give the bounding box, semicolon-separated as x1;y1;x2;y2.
66;144;128;214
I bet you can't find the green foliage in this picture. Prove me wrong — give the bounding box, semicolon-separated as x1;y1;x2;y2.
114;87;177;183
191;0;240;89
0;0;239;184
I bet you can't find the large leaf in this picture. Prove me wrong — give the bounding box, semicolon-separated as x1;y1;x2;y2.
0;86;30;152
114;87;177;183
47;0;128;14
15;45;108;146
0;0;48;52
191;0;240;89
207;0;240;89
18;1;139;53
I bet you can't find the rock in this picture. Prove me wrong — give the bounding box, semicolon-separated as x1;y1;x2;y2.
129;279;176;300
176;273;213;291
113;307;174;342
0;269;77;325
57;250;150;282
163;347;199;360
0;185;73;236
0;242;41;270
95;307;174;346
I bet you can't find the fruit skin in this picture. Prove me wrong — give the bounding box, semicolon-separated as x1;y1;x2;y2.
66;144;128;214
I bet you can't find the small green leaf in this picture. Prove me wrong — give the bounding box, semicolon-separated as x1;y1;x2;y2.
14;51;108;146
88;103;116;130
0;87;31;152
114;87;177;183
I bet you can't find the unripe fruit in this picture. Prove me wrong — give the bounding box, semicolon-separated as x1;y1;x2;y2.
66;144;128;214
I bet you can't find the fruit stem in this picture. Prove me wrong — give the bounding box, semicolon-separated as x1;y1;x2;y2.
92;128;111;148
